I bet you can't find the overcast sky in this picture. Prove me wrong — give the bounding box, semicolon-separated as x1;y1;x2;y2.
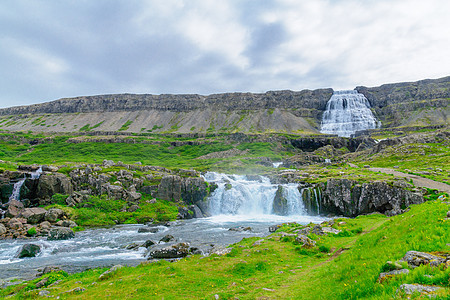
1;0;449;108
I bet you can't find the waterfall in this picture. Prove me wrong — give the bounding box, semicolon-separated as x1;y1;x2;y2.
202;172;306;216
8;167;42;202
320;90;379;137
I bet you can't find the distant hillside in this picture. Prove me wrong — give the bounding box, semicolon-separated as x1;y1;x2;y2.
0;76;448;134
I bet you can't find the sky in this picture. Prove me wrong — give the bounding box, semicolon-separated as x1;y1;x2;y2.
1;0;449;108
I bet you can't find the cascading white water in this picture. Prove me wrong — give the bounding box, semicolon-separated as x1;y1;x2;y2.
8;167;42;202
320;90;379;137
202;172;306;216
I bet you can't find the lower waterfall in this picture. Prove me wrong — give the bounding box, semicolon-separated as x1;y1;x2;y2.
202;172;307;216
320;90;379;137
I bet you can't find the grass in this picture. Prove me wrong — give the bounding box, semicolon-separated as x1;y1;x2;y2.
45;194;178;226
3;194;449;299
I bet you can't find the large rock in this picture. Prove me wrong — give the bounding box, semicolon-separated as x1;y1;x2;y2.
295;234;316;248
5;200;24;218
45;208;65;223
36;173;73;199
17;243;41;258
400;251;447;268
272;186;288;215
20;207;47;224
48;227;75;240
319;179;424;217
148;242;191;259
101;184;124;200
0;223;6;235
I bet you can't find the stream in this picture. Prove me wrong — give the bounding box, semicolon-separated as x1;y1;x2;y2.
0;172;327;282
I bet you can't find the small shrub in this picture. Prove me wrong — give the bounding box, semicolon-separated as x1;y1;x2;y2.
319;245;330;253
27;227;37;236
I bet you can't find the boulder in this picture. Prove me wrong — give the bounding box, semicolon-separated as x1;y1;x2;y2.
0;223;6;235
311;225;326;236
20;207;47;224
378;269;409;282
272;186;288;215
400;251;446;268
7;218;23;230
102;184;124;200
36;174;73;199
56;220;77;228
6;200;24;218
45;208;65;223
160;234;175;243
98;265;123;281
148;242;190;259
228;226;252;232
17;243;41;258
102;160;115;168
48;227;75;240
322;227;341;234
66;191;90;207
138;226;159;234
125;191;141;203
141;240;156;248
397;284;442;295
177;206;193;219
295;234;316;248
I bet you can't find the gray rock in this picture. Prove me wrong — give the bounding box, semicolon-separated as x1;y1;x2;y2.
138;226;159;234
38;290;50;296
311;225;326;236
98;264;123;281
44;208;64;223
17;243;41;258
48;227;75;240
295;234;316;248
322;227;341;234
160;234;175;243
269;225;280;232
36;173;73;199
148;242;190;259
127;205;139;212
20;207;47;224
126;191;142;203
397;283;442;295
272;186;288;215
0;223;6;235
6;200;24;218
102;160;115;168
378;269;409;282
141;240;156;248
228;226;251;232
400;251;446;268
35;277;49;288
7;218;23;230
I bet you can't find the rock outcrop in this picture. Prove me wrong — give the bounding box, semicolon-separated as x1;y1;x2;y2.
318;179;424;217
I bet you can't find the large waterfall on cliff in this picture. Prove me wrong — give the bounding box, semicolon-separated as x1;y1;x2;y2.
320;90;379;137
202;172;307;216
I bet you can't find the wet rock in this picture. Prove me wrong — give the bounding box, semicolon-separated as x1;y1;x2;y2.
272;186;288;215
378;269;409;282
17;243;41;258
269;225;281;232
125;243;140;250
141;240;156;248
397;284;442;295
148;242;191;259
44;208;64;223
228;226;251;232
138;226;159;234
48;227;75;240
295;234;316;248
20;207;47;224
400;251;446;268
160;234;175;243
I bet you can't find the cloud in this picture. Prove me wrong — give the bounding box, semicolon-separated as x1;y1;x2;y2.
0;0;449;108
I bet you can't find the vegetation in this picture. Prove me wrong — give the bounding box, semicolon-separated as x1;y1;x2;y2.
2;194;449;299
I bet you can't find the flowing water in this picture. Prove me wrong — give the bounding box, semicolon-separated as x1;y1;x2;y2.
8;167;43;202
0;172;326;282
320;90;379;137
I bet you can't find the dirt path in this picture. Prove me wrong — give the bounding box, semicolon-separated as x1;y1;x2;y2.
368;167;450;193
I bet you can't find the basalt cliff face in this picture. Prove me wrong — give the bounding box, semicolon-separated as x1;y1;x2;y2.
0;76;448;134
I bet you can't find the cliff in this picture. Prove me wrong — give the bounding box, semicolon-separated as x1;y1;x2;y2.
0;76;448;134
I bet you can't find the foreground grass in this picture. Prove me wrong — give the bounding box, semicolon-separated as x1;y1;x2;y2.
2;194;449;299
